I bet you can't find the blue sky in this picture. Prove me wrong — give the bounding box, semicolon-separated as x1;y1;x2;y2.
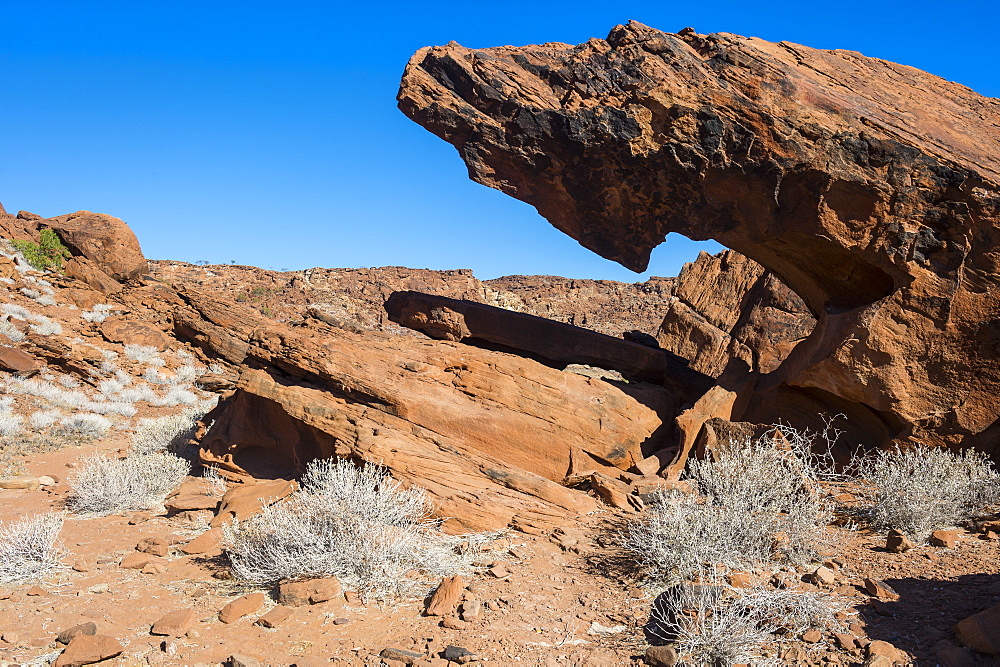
1;1;996;281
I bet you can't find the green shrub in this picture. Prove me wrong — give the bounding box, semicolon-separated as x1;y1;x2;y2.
11;229;71;272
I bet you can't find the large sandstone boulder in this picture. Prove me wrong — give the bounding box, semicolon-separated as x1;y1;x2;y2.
44;211;148;281
398;21;1000;457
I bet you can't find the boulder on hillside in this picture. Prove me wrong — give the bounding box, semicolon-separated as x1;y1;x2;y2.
45;210;148;281
398;21;1000;458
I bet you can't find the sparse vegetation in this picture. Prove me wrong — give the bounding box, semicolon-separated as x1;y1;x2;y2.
57;413;112;438
11;229;72;272
0;513;65;583
856;444;1000;539
223;457;497;601
130;409;203;456
82;303;115;322
646;575;842;665
624;431;833;587
123;344;162;363
68;452;190;515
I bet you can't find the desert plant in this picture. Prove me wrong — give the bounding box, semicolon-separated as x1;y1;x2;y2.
123;344;161;363
625;434;833;587
11;229;71;272
202;464;229;496
646;575;842;666
0;318;26;342
81;303;115;323
57;413;112;439
0;513;65;583
68;452;189;515
0;413;23;437
222;457;496;601
130;409;203;455
29;410;61;429
856;444;1000;538
29;317;61;336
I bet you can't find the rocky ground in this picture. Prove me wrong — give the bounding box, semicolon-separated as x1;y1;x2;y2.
3;452;1000;666
0;240;997;667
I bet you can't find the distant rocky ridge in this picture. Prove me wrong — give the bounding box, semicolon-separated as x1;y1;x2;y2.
149;261;677;339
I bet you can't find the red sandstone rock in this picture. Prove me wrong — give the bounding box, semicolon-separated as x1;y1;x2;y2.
398;20;1000;459
277;578;343;607
425;575;464;617
63;257;122;295
954;602;1000;655
53;634;123;666
44;211;148;281
219;592;265;624
99;318;170;350
150;608;196;636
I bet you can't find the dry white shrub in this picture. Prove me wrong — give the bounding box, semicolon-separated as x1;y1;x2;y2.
0;513;65;583
130;409;202;455
57;413;112;439
646;575;842;665
202;464;229;496
29;318;61;336
1;303;33;320
625;432;833;587
123;344;161;363
857;444;1000;539
0;318;26;343
0;413;23;437
223;458;498;601
29;410;61;429
68;452;190;515
81;303;115;323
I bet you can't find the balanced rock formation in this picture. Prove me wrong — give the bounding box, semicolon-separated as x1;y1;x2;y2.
398;21;1000;458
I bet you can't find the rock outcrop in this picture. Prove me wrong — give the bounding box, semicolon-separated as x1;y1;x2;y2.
657;249;814;377
398;21;1000;457
154;287;679;530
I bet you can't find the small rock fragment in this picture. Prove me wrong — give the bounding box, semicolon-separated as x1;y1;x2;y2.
863;578;900;600
930;530;959;548
53;634;124;667
219;592;266;624
425;575;464;617
277;577;343;607
885;529;914;553
150;609;196;637
380;647;425;665
256;606;293;628
228;655;262;667
644;645;679;667
56;622;97;645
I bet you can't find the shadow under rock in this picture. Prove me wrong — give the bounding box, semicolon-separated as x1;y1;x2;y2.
861;570;1000;665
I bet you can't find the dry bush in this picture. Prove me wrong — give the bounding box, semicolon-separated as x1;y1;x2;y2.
624;433;833;587
130;409;203;456
0;513;65;583
646;574;842;666
57;413;112;439
0;413;24;437
223;458;498;601
124;344;162;363
68;452;190;515
856;444;1000;539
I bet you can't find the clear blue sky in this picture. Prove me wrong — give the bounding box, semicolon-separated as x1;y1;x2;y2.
1;1;996;281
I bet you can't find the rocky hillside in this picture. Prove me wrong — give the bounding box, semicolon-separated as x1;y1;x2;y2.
149;261;675;339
